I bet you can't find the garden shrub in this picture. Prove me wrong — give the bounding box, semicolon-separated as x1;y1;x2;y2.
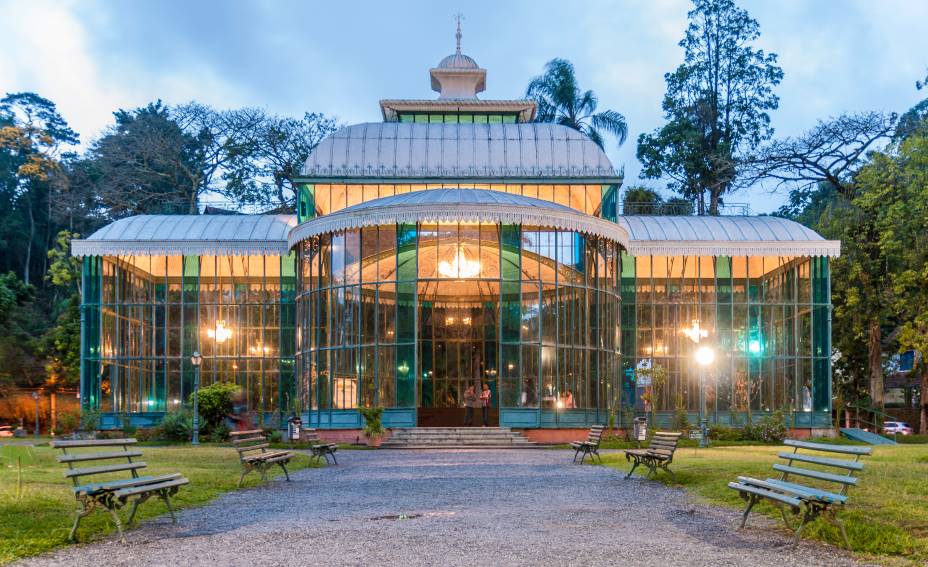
708;425;743;441
191;382;240;431
57;410;81;434
158;409;194;441
672;394;690;433
266;429;283;443
743;411;788;443
207;422;231;443
79;408;100;432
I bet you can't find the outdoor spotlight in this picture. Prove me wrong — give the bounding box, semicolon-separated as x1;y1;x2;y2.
191;351;202;366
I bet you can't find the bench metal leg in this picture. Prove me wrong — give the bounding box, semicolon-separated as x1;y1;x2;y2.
327;451;337;465
108;506;126;543
127;499;141;525
824;508;850;549
625;456;641;479
69;498;95;541
572;448;580;463
277;461;290;482
738;494;759;529
160;490;177;524
791;508;815;547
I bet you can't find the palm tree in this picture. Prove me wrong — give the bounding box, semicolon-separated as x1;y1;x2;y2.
526;58;628;149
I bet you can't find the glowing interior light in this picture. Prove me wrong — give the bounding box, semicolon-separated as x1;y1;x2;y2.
748;340;762;354
207;320;233;344
695;346;715;366
682;319;708;343
438;245;481;279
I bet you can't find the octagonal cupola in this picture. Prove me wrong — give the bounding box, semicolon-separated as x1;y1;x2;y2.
429;18;486;99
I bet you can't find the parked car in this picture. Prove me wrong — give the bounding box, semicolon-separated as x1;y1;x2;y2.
882;421;913;436
0;425;12;438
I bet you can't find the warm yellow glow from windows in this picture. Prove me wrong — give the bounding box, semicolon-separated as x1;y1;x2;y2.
207;320;233;343
438;245;481;279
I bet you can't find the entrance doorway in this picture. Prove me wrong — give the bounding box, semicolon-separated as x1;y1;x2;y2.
417;279;498;427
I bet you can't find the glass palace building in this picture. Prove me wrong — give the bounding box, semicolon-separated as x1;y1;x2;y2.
72;42;840;432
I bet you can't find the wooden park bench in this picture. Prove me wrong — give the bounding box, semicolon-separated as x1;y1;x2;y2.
623;431;683;479
728;439;871;548
570;425;605;464
230;429;294;487
303;428;338;464
50;438;189;542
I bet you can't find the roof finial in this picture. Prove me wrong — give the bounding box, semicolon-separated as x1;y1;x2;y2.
455;13;463;54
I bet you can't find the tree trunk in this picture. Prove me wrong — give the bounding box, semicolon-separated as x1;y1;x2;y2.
868;320;883;409
709;190;720;216
921;366;928;435
24;199;35;284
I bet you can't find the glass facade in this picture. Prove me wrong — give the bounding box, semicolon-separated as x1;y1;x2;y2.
81;254;296;426
620;254;832;427
296;223;622;427
297;184;613;220
397;113;518;124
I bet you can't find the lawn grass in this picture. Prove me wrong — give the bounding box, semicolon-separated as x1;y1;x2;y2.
0;442;317;565
601;443;928;566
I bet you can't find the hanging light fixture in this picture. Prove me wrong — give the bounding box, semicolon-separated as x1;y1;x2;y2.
438;245;481;279
207;320;233;344
681;319;708;343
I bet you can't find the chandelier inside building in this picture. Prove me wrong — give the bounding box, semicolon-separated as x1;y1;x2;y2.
438;245;481;278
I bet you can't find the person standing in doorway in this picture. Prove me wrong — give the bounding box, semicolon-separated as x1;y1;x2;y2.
480;382;492;426
463;385;478;426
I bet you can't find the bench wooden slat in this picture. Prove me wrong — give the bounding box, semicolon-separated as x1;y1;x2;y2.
64;462;147;478
231;436;266;445
114;477;189;500
243;450;290;463
728;481;803;509
777;451;864;471
51;438;137;448
58;450;143;463
237;443;270;453
736;476;812;498
783;439;871;456
261;454;293;465
229;429;263;437
772;463;858;485
762;478;847;504
73;473;183;494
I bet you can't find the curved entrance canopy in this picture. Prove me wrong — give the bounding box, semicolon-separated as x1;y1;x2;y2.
288;188;630;249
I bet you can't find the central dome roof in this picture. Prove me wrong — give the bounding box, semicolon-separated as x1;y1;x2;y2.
437;52;479;70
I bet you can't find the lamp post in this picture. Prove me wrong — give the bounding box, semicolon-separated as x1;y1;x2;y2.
694;345;715;448
190;351;202;445
31;391;40;438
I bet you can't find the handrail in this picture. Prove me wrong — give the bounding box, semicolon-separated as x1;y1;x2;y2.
844;404;899;442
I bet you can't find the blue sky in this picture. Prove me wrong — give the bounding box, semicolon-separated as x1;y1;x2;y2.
2;0;926;213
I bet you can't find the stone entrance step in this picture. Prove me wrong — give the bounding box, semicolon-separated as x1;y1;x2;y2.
380;427;537;449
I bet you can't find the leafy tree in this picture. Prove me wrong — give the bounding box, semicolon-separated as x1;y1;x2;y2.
0;93;78;284
854;131;928;432
526;58;627;149
84;101;199;216
637;0;782;215
622;186;664;215
895;68;928;141
224;111;337;209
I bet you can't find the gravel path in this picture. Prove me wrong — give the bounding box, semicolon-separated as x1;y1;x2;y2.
18;450;861;567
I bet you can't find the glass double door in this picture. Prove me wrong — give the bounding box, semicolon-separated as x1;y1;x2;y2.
417;280;498;426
